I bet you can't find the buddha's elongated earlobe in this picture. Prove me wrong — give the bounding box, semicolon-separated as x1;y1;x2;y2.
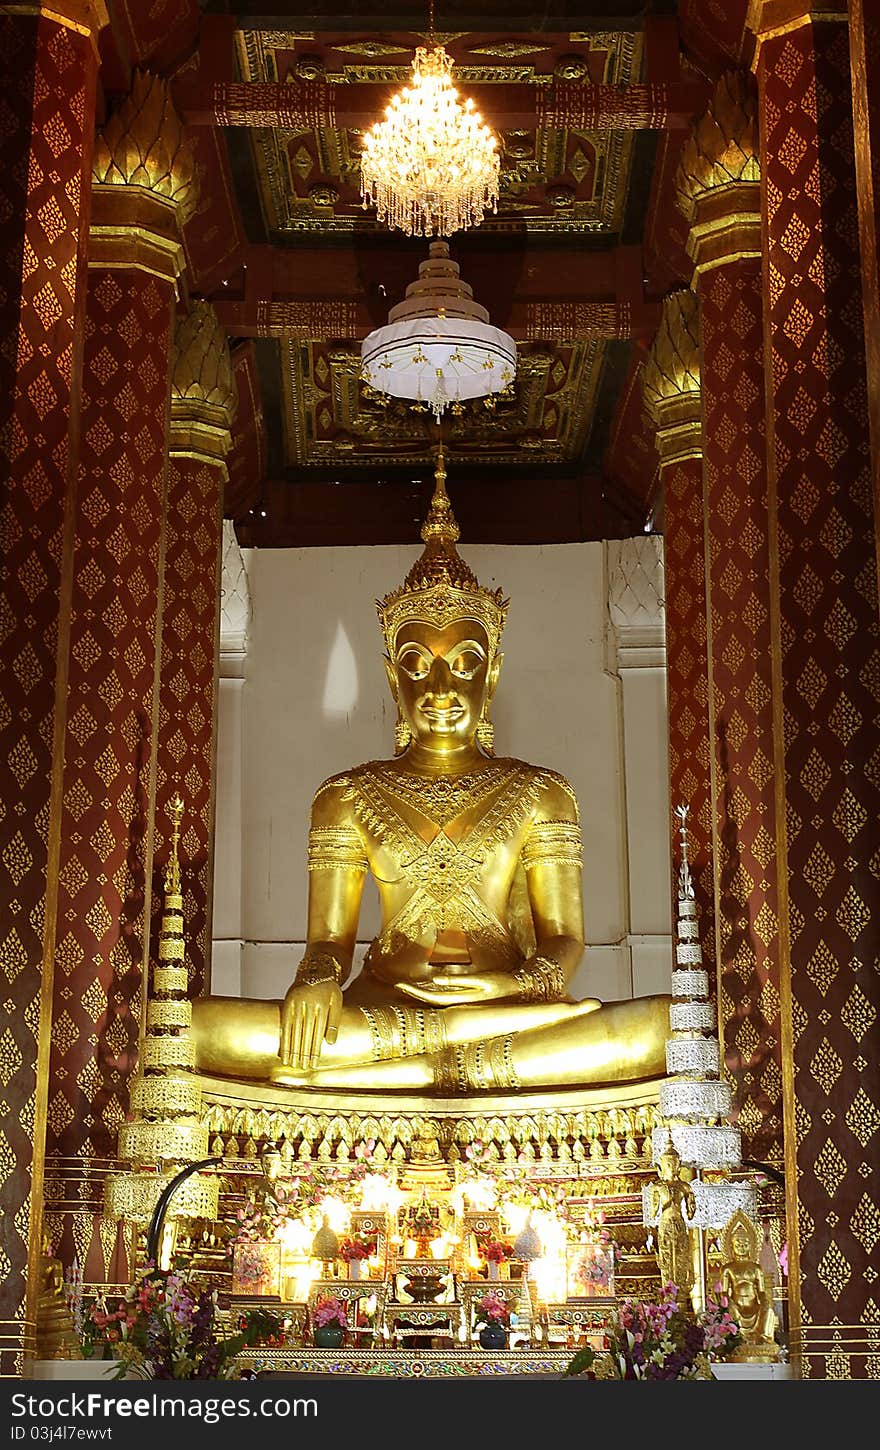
395;712;413;754
476;708;495;755
384;652;411;752
477;651;501;754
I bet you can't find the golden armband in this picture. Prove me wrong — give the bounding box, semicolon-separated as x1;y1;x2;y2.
433;1035;520;1094
307;825;368;874
521;820;583;872
360;1005;448;1062
513;955;567;1003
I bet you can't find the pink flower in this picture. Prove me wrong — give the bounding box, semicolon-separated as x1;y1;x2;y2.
778;1242;789;1277
313;1296;347;1329
482;1240;513;1264
476;1292;510;1326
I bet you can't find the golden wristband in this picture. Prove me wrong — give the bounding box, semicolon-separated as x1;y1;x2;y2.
294;951;345;986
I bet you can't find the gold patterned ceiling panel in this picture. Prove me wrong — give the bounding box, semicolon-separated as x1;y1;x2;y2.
280;338;604;468
235;30;642;236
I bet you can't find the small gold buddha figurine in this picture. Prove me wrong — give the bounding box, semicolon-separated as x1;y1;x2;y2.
193;448;669;1093
647;1146;696;1300
717;1210;778;1359
35;1239;80;1361
410;1129;443;1163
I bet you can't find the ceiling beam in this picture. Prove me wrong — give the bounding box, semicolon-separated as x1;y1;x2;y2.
178;76;709;132
233;469;642;546
215;297;658;341
216;8;656;30
211;241;660;339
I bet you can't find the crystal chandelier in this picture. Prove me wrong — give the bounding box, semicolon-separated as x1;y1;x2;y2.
360;36;499;237
361;242;516;420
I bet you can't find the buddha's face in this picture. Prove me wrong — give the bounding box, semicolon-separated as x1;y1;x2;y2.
387;618;500;753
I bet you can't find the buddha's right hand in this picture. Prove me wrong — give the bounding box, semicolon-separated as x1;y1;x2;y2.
367;929;435;987
278;980;343;1071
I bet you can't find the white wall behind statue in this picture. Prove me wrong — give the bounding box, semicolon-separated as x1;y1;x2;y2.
212;538;672;1007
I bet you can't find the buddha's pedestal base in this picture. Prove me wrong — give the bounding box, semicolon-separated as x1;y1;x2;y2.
164;1077;675;1345
197;1074;663;1167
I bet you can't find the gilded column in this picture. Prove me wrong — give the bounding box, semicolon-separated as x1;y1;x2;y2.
153;302;235;998
751;2;880;1378
676;73;784;1171
0;0;107;1378
849;0;880;561
642;292;714;969
43;72;197;1285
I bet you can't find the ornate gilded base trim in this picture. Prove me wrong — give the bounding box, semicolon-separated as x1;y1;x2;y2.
197;1072;662;1165
243;1347;576;1378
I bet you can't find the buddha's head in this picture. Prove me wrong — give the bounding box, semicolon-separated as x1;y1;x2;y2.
377;447;508;757
732;1228;750;1261
658;1144;682;1182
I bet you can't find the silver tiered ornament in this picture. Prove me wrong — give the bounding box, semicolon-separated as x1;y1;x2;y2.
643;805;756;1310
105;795;218;1261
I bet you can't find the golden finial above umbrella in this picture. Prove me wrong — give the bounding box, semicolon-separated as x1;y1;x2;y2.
376;445;508;657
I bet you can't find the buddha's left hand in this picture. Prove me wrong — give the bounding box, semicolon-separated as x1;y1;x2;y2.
395;970;518;1006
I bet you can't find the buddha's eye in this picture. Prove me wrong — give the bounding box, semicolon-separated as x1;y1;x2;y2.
450;650;483;679
398;649;429;680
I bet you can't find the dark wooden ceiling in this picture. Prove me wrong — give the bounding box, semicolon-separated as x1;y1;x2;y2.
102;1;754;544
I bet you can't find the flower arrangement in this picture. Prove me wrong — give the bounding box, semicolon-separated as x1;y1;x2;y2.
701;1293;743;1358
463;1139;492;1165
234;1174;326;1243
82;1295;136;1359
464;1166;576;1223
234;1164;371;1245
312;1295;348;1330
83;1267;280;1379
353;1137;378;1162
481;1240;513;1266
474;1292;511;1329
572;1236;615;1294
339;1235;376;1264
564;1285;739;1381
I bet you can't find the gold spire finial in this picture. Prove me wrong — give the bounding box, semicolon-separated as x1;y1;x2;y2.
420;444;460;547
377;446;508;655
164;793;184;897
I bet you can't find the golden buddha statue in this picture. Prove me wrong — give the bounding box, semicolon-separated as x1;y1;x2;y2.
35;1239;80;1361
193;449;669;1094
717;1210;778;1357
646;1145;697;1299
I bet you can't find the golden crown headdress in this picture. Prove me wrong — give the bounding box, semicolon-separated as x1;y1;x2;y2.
377;446;508;657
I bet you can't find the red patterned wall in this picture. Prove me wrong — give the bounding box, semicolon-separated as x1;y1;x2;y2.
226;341;266;520
603;354;659;515
112;0;200;71
152;456;224;998
679;0;750;72
699;258;783;1166
661;453;715;963
174;52;245;295
44;263;175;1278
0;14;97;1374
759;19;880;1377
644;131;693;294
